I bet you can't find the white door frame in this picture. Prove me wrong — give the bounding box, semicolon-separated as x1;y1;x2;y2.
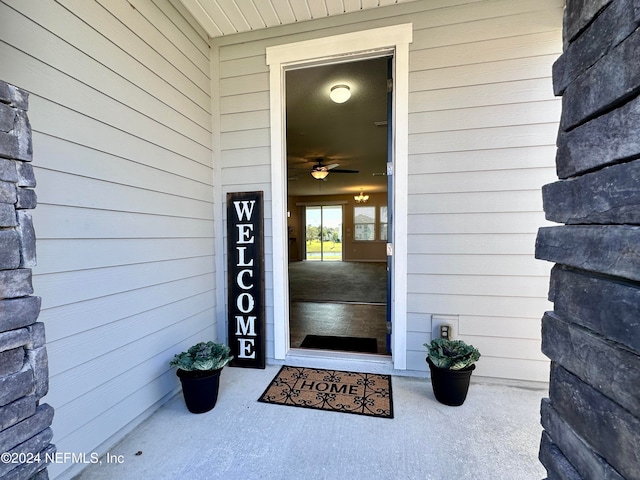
266;24;412;370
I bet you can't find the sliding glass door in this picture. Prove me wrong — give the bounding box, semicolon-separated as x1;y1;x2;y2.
304;205;342;261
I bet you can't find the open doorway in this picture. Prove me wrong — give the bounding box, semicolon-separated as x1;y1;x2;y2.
267;23;412;367
285;57;390;355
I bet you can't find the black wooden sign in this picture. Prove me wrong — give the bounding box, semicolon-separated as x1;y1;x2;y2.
226;191;265;369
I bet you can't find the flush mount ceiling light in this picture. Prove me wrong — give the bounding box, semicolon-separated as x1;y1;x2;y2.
354;190;369;203
330;84;351;103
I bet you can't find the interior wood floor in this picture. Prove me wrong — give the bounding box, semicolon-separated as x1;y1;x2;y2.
288;260;389;355
289;302;388;355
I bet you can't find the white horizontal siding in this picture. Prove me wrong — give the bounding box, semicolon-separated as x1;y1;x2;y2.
37;238;215;274
33;133;213;201
34;204;213;239
460;315;544;339
221;110;270;132
411;2;561;47
48;296;215;379
220;55;269;79
42;274;215;342
221;128;270;150
30;96;212;172
407;314;543;339
217;38;272;288
409;123;559;154
3;0;211;131
219;72;269;96
473;356;550;382
411;55;559;92
409;190;544;214
0;1;214;478
408;254;551;277
412;31;560;70
408;233;539;255
60;0;211;108
404;0;561;380
410;146;557;174
408;212;551;235
408;168;555;194
0;48;210;159
37;170;213;220
36;257;214;310
410;79;559;114
407;275;551;298
409;294;550;323
409;101;561;134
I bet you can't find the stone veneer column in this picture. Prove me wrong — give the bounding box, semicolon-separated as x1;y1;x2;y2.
0;81;54;479
535;1;640;479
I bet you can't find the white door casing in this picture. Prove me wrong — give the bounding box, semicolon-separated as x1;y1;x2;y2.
267;23;412;369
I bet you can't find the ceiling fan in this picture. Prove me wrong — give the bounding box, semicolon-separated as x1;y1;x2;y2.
309;158;358;180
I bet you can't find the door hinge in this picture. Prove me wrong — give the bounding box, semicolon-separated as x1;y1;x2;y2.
386;321;392;334
386;243;393;256
387;78;393;92
386;162;393;176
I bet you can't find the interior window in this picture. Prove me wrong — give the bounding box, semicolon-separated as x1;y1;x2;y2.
354;206;376;241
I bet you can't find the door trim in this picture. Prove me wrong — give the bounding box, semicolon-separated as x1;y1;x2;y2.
267;23;412;370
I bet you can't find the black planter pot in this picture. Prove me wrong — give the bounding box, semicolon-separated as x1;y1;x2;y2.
427;357;475;406
176;368;222;414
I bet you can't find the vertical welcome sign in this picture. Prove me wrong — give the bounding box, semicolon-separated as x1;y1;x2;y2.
226;191;265;368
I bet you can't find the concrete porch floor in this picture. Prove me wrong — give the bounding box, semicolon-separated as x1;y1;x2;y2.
75;364;548;480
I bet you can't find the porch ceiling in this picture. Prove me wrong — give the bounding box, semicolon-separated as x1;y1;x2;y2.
178;0;418;39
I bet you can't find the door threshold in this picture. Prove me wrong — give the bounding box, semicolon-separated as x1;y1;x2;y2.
280;348;394;375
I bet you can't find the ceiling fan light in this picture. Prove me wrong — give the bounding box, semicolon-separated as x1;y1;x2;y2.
330;84;351;103
311;169;329;180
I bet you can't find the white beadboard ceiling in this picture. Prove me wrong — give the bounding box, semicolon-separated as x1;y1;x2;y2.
178;0;417;38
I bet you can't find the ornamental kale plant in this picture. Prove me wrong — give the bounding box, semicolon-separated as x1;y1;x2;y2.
425;338;481;370
170;341;233;372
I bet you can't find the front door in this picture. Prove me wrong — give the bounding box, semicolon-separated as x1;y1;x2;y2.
385;57;394;354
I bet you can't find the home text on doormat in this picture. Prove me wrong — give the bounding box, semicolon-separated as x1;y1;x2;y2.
258;366;393;418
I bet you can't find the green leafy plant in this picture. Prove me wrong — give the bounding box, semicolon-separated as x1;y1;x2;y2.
425;338;481;370
170;341;233;372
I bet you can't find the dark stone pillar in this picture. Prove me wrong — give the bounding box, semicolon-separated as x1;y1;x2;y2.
536;1;640;479
0;80;55;479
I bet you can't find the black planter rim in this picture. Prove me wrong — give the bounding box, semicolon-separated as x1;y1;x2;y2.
176;368;222;379
426;356;477;373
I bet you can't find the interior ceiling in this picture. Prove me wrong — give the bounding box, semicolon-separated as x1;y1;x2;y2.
178;0;418;39
286;57;389;197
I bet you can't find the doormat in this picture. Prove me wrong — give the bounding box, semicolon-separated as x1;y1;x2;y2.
300;334;378;354
258;366;393;418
